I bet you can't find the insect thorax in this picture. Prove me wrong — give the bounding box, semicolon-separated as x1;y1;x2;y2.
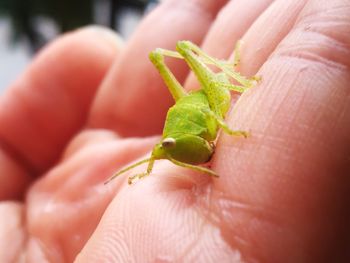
163;91;217;141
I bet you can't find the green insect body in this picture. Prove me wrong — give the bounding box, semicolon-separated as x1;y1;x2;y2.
105;40;259;184
154;90;216;165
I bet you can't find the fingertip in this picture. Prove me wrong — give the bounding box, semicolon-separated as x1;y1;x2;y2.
72;25;124;52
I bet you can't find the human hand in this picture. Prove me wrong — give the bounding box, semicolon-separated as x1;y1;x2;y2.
0;0;349;262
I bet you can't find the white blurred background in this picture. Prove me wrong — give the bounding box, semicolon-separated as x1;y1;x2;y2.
0;0;159;93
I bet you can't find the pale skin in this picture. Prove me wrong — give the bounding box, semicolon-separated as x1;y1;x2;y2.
0;0;349;262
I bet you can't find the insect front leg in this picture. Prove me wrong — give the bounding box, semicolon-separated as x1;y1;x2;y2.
168;157;219;177
149;48;188;102
127;157;155;184
104;157;153;184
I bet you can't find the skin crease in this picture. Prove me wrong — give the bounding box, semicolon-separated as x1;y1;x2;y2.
0;0;349;262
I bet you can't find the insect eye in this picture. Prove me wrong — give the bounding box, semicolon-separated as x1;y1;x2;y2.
162;138;176;148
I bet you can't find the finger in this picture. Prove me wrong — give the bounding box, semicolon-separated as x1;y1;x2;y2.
25;131;159;261
0;26;122;198
236;0;308;75
88;0;228;137
185;0;275;89
186;0;308;90
0;202;25;262
75;169;234;263
213;0;350;261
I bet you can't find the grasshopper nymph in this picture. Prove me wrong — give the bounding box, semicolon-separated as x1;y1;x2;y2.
105;41;259;184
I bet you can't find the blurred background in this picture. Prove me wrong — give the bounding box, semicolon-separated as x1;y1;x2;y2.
0;0;160;92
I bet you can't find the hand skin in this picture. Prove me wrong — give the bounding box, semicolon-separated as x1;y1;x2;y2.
0;0;349;262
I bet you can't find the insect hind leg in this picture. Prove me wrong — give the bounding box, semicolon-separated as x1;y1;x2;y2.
176;40;260;89
149;48;187;102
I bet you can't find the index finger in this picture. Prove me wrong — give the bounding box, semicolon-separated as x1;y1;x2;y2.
0;27;122;199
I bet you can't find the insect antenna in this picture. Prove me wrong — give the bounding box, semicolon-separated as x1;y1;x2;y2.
104;157;152;184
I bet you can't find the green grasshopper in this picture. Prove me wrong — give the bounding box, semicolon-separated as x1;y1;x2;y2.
105;40;259;184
